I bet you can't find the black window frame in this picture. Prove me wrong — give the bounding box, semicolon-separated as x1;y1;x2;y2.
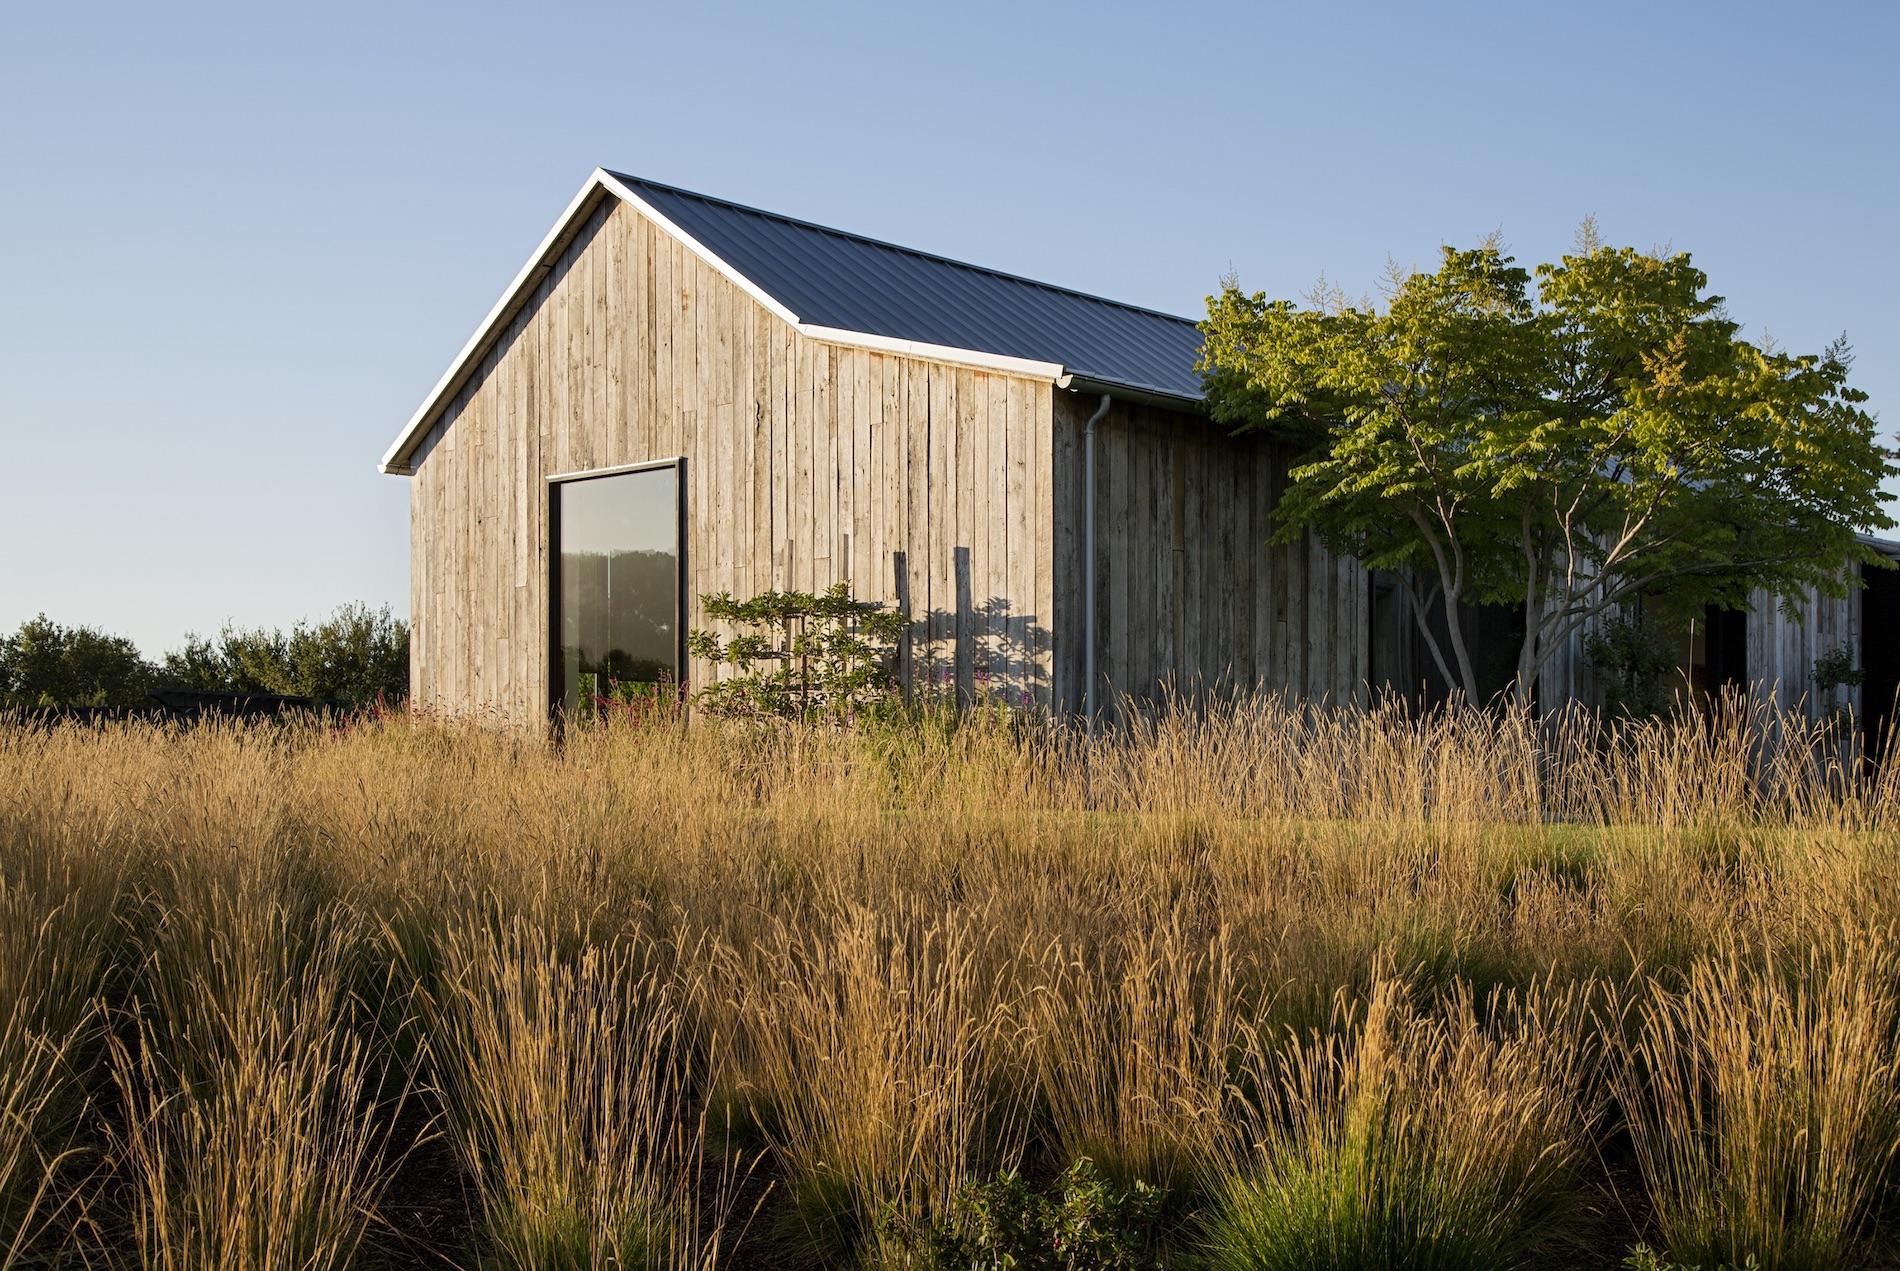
546;457;687;723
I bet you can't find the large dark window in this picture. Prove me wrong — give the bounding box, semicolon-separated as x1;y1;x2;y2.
551;464;680;719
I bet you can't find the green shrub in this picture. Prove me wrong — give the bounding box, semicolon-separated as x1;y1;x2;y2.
161;602;408;706
1585;614;1683;721
886;1158;1163;1270
1811;643;1862;718
1624;1244;1761;1271
687;583;903;722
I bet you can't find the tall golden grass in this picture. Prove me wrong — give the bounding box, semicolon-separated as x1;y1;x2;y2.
0;890;107;1267
0;695;1894;1268
107;896;395;1270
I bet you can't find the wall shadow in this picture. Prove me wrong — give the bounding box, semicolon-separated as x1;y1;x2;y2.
890;546;1050;708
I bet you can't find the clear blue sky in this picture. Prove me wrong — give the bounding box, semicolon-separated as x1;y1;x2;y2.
3;0;1895;657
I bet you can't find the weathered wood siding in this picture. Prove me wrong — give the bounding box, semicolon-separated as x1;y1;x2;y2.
1536;581;1861;719
1747;583;1861;717
407;195;1056;725
1049;393;1369;712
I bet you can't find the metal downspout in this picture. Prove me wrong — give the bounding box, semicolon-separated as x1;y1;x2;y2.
1081;393;1113;730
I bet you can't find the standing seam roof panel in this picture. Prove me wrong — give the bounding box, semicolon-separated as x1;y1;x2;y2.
610;173;1206;402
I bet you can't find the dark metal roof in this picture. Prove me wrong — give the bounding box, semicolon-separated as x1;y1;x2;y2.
608;172;1205;404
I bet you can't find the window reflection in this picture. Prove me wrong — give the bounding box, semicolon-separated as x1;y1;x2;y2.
555;467;678;719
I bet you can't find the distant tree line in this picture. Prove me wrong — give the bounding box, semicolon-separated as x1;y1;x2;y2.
0;603;408;710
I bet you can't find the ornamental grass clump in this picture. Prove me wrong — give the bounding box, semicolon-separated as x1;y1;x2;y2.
0;887;112;1269
424;913;735;1271
1203;976;1597;1271
1614;934;1900;1271
716;901;1026;1267
1022;918;1240;1194
108;894;399;1271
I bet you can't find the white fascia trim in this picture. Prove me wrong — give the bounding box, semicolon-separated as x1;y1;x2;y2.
379;172;613;475
379;168;1071;476
796;326;1065;381
594;170;802;328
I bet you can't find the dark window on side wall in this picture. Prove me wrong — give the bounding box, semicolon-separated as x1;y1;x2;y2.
1681;604;1747;695
551;465;680;720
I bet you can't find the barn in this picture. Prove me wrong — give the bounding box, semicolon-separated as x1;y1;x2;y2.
379;169;1368;727
381;169;1895;730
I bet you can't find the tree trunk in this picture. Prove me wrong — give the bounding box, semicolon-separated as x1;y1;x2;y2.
1441;587;1482;703
1402;577;1458;699
1512;597;1546;710
1403;574;1483;704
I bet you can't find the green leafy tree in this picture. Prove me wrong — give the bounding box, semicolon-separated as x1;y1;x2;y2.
160;603;409;706
1201;228;1895;705
161;628;289;694
686;583;903;722
0;614;156;708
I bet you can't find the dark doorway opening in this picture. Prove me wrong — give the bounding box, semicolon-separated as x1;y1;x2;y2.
1365;573;1528;707
1683;605;1748;695
1862;562;1900;758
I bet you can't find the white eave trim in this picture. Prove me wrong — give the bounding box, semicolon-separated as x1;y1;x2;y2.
795;326;1064;381
379;169;1075;476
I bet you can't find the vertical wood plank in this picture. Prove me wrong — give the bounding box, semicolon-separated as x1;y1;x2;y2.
954;369;979;702
849;352;872;596
1029;383;1054;705
985;376;1010;696
793;336;815;591
1104;403;1128;705
927;363;953;684
904;360;931;690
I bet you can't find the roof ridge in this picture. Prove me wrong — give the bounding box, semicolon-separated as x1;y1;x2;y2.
604;170;1202;331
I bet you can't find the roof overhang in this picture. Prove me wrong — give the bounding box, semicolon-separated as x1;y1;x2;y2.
379;169;1201;475
1858;532;1900;561
1057;373;1204;415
